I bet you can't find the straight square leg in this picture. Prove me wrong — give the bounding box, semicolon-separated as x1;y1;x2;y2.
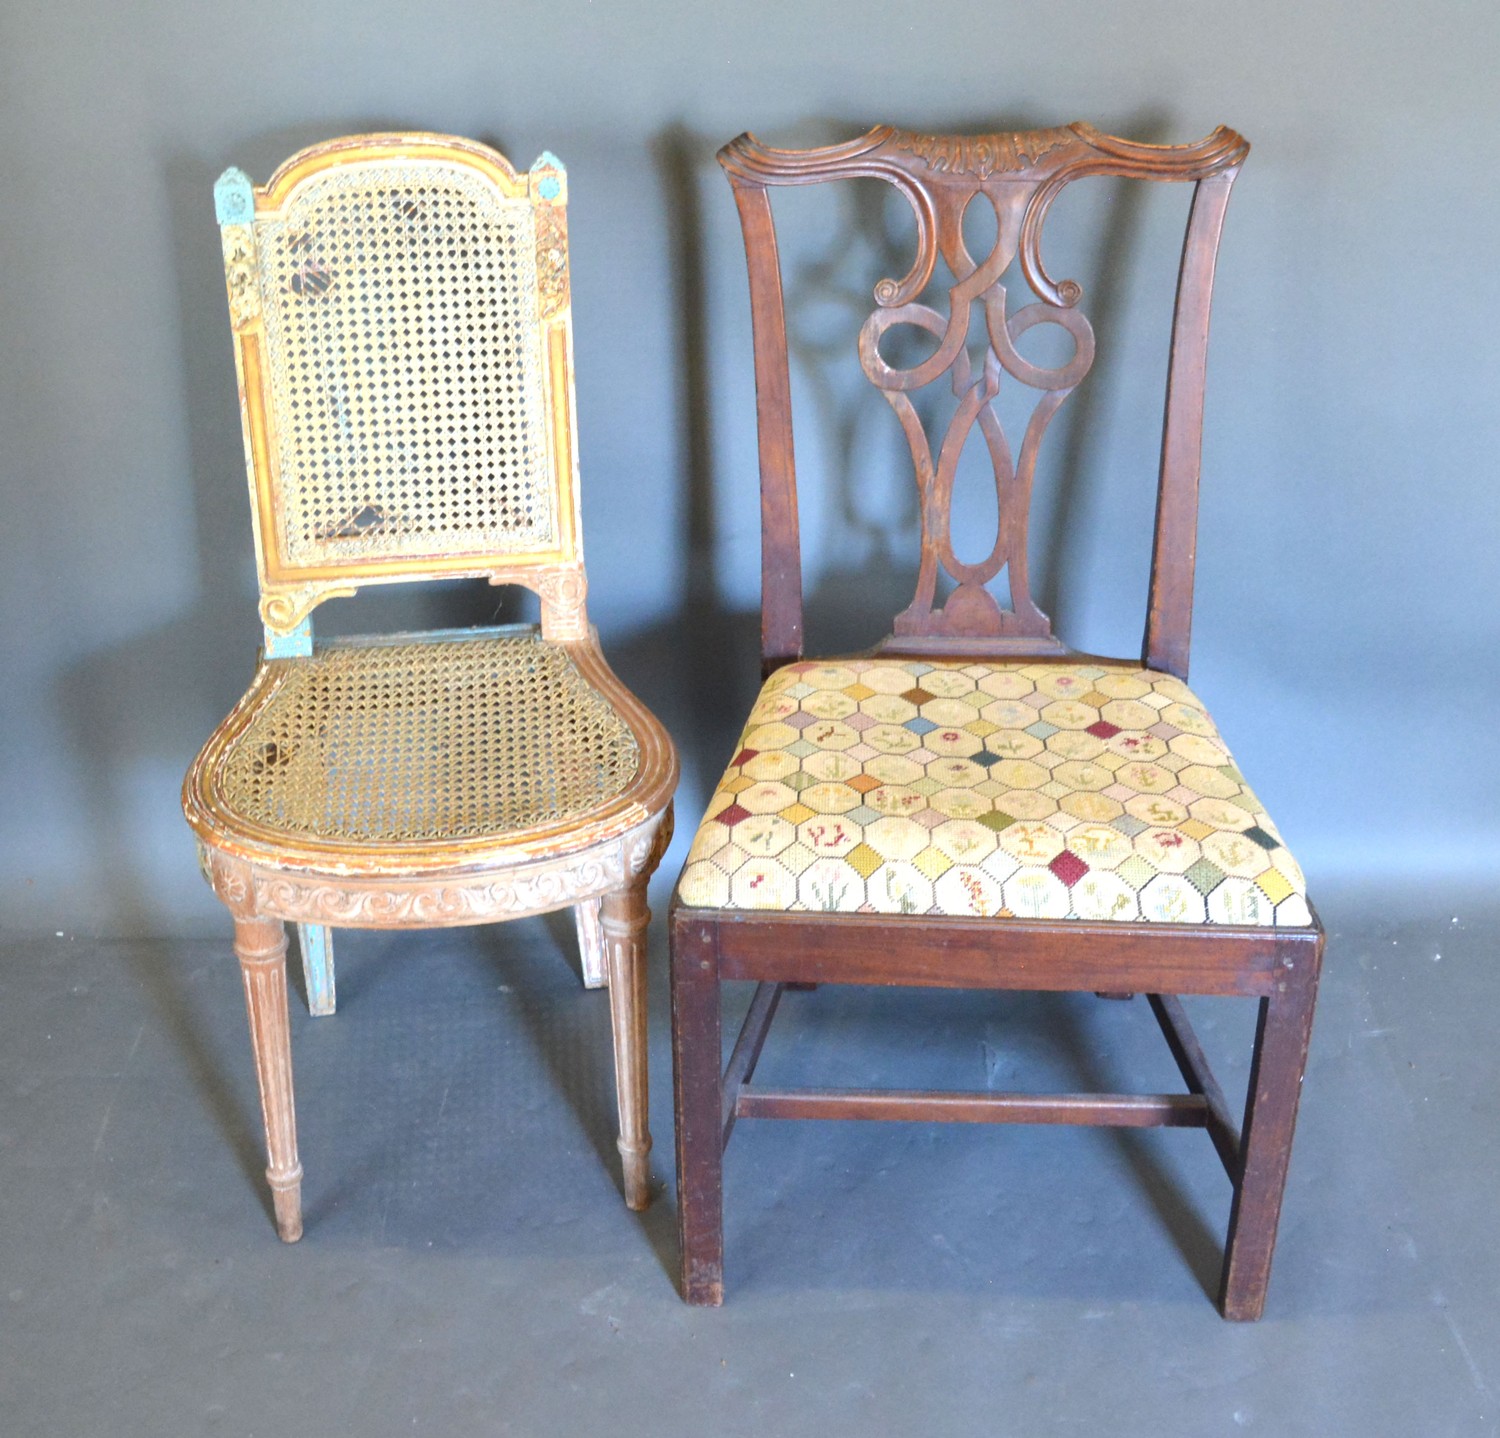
295;923;336;1016
575;898;608;989
1219;939;1322;1319
671;916;724;1306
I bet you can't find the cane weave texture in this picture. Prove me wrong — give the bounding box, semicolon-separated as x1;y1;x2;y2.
255;161;554;568
220;633;639;845
677;658;1310;927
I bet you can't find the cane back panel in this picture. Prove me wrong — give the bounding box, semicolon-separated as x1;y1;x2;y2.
214;135;586;638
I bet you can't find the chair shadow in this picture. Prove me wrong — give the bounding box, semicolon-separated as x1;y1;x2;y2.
1044;992;1228;1302
523;901;683;1280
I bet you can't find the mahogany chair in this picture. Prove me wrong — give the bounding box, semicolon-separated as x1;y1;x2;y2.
183;135;677;1239
670;123;1321;1319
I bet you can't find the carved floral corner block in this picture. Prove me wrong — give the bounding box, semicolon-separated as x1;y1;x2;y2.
537;565;588;641
206;848;258;918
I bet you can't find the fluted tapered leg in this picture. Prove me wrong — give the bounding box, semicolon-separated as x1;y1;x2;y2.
574;898;608;990
602;882;651;1210
234;914;303;1241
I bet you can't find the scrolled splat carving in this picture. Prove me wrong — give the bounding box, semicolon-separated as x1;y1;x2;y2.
850;190;1097;645
718;122;1247;657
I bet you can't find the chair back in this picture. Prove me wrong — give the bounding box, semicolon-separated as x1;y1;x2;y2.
214;134;588;652
718;124;1248;679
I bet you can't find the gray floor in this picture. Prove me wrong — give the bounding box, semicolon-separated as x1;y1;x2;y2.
3;879;1496;1436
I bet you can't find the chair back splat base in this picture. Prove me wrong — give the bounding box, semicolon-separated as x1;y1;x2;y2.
184;135;677;1240
669;122;1322;1320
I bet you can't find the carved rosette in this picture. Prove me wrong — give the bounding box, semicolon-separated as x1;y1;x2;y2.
206;849;257;918
536;204;569;319
221;225;261;330
536;564;589;641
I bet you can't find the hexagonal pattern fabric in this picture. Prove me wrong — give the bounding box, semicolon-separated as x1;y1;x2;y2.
676;659;1310;926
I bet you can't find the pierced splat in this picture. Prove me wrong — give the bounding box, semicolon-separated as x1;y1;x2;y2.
719;123;1249;670
855;178;1096;648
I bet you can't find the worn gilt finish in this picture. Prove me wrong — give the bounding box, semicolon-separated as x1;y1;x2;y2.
215;134;588;640
187;135;677;1241
672;123;1323;1320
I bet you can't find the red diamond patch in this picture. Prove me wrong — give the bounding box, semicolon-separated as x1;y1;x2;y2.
1049;850;1090;887
1086;720;1120;739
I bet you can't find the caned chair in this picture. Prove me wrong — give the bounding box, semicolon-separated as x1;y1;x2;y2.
183;134;676;1239
671;124;1321;1319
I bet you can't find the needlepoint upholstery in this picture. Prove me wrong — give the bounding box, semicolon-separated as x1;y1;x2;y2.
677;658;1309;926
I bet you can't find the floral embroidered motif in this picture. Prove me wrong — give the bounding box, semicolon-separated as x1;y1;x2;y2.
677;659;1310;926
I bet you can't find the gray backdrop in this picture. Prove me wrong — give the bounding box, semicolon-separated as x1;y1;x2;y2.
3;0;1497;937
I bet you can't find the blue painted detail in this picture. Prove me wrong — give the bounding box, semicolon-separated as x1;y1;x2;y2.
904;716;938;736
532;151;565;200
265;617;313;658
214;167;256;227
297;924;337;1017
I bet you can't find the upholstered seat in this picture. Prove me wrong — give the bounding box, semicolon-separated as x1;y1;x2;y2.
679;657;1308;925
189;629;650;869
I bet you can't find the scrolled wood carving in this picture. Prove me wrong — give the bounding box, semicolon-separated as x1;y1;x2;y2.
626;807;673;877
720;123;1247;313
259;584;357;635
536;203;569;319
221;225;260;329
252;853;621;928
720;122;1246;650
889;127;1074;179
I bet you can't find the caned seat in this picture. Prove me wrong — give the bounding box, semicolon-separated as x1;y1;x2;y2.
678;658;1309;926
183;134;676;1243
670;123;1323;1321
195;631;646;860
